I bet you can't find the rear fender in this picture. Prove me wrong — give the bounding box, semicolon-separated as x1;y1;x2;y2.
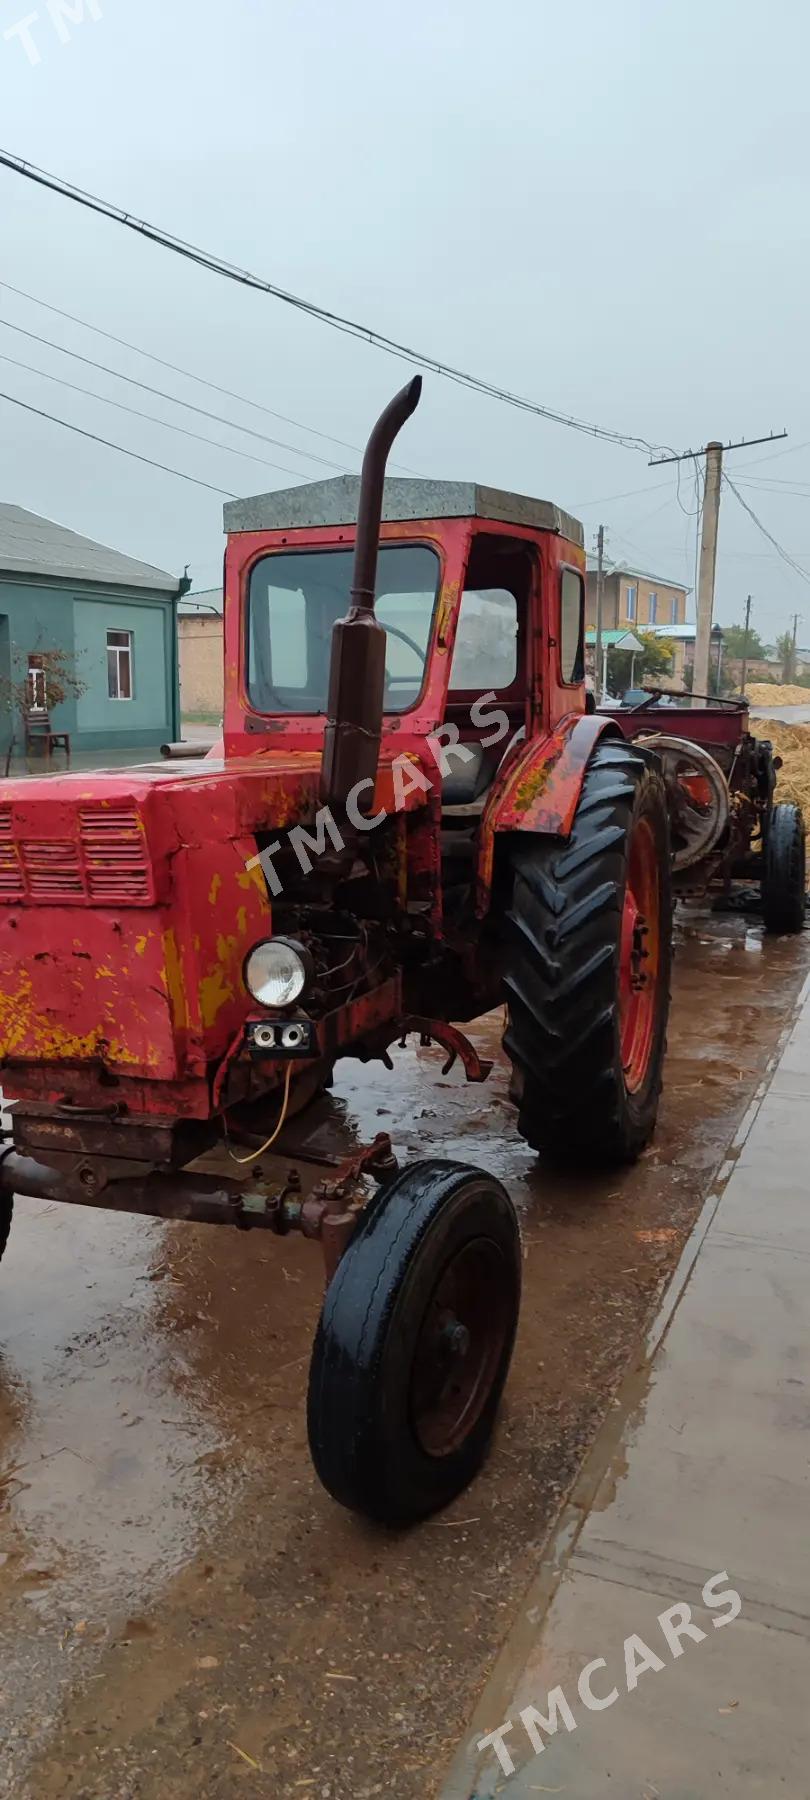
475;713;622;914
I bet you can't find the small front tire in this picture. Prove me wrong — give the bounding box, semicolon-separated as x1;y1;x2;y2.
307;1161;521;1525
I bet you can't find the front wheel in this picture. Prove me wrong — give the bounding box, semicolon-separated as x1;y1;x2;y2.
307;1161;521;1525
503;739;673;1165
0;1197;12;1269
762;801;806;934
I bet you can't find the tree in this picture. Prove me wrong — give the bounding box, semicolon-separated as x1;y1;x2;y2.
719;621;767;662
608;631;675;696
776;629;796;684
0;644;86;762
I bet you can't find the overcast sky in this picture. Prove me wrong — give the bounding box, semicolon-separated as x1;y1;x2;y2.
0;0;808;641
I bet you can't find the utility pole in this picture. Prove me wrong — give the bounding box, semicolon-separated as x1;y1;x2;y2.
595;525;605;703
792;611;800;683
739;594;752;698
691;442;723;705
648;431;787;708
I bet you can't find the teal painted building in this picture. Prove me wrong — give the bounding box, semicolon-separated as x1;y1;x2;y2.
0;505;185;753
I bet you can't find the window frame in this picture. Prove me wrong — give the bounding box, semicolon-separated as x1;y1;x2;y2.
648;591;658;624
670;596;679;624
107;628;134;702
244;540;443;718
27;654;47;712
625;583;637;621
558;563;585;688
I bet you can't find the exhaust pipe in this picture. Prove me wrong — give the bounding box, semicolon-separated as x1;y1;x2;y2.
320;375;423;812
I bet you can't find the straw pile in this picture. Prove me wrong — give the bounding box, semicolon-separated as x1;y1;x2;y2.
759;718;810;818
745;682;810;706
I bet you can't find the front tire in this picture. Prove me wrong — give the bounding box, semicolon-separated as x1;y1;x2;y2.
0;1197;12;1269
762;802;806;934
307;1161;521;1525
503;739;672;1164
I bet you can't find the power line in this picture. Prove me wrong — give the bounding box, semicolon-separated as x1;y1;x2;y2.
0;278;400;469
723;474;810;588
0;148;667;456
0;389;239;498
0;315;350;474
0;348;322;483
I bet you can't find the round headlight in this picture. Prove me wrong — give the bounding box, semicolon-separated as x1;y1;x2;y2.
244;939;310;1009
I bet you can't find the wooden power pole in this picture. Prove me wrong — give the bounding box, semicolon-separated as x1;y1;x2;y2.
595;525;605;702
739;594;752;698
691;442;723;704
649;431;787;708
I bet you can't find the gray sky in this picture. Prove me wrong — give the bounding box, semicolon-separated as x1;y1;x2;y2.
0;0;808;642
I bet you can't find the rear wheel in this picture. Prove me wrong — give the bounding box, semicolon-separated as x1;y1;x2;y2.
762;801;806;934
503;739;672;1164
307;1161;521;1525
0;1197;12;1269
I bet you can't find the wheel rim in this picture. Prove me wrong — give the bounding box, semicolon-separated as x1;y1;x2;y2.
618;816;661;1095
409;1236;512;1458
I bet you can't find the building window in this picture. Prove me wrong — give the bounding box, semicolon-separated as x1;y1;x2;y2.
671;596;679;623
625;584;637;621
648;591;658;623
560;569;584;684
27;654;47;711
107;629;134;700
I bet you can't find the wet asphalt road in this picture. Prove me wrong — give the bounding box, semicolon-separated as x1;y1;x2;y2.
0;910;808;1799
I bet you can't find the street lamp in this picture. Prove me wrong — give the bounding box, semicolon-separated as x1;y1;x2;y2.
711;623;724;693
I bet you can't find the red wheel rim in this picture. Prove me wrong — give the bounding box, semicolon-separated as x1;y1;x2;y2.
409;1239;511;1458
618;816;661;1095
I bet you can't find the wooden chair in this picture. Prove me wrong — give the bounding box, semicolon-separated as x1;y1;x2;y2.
23;707;71;765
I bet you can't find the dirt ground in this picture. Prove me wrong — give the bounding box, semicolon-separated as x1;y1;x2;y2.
0;909;807;1800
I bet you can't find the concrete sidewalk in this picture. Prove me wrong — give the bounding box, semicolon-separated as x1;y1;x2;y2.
442;979;810;1799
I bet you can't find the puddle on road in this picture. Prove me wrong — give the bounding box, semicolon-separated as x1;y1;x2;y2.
0;910;806;1795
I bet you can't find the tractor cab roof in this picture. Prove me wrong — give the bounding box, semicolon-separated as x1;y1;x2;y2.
223;476;584;548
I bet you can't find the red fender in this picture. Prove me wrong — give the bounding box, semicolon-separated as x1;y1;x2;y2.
475;712;622;914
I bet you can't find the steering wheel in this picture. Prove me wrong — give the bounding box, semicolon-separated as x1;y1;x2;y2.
383;622;425;661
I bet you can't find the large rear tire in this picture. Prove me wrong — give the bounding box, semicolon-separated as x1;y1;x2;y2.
503;739;672;1165
762;802;806;935
307;1161;521;1525
0;1197;12;1269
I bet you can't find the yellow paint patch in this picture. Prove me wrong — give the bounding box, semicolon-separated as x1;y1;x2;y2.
161;929;189;1030
209;872;222;906
134;935;148;957
237;906;248;937
199;967;235;1029
95;965;115;979
237;864;268;897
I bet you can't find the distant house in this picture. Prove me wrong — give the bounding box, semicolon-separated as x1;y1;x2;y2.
0;505;186;753
178;588;224;718
585;560;692;683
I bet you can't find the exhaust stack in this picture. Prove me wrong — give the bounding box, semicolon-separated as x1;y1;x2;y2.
320;376;422;812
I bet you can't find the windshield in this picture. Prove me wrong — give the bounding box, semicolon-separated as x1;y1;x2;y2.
247;544;440;714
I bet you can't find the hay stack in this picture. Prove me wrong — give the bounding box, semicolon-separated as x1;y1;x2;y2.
761;718;810;818
745;682;810;706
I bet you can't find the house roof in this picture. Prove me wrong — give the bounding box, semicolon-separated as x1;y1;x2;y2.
223;476;584;548
585;629;645;652
0;504;182;593
585;557;689;594
179;587;223;616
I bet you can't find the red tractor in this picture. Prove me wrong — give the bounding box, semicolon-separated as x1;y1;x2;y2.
0;378;753;1523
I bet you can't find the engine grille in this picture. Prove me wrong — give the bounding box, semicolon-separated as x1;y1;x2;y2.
0;804;154;905
80;807;153;904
